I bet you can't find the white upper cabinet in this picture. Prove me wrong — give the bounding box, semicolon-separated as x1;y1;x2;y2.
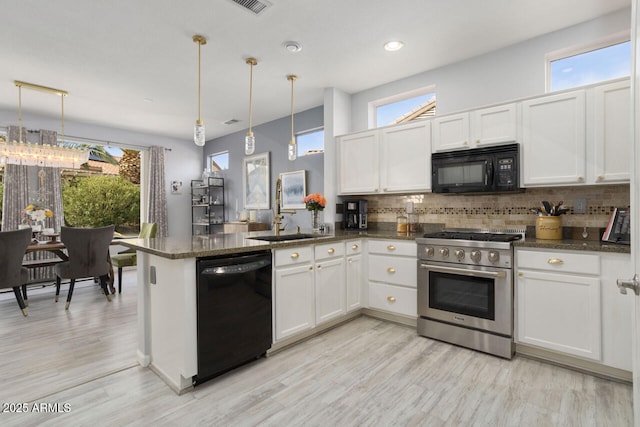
592;80;630;184
432;103;517;152
521;90;586;186
338;121;431;195
337;130;379;194
432;112;470;152
380;121;431;193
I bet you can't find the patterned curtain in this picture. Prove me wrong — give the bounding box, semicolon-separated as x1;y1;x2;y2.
148;146;168;237
39;130;64;231
1;126;29;231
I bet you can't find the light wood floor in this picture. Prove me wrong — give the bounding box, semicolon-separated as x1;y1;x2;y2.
0;270;633;426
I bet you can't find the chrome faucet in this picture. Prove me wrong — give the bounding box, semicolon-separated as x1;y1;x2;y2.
273;178;296;235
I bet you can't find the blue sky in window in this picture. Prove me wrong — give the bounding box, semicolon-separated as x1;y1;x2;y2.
297;129;324;155
550;41;630;91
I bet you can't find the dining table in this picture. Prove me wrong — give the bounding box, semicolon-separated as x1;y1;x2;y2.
23;238;117;294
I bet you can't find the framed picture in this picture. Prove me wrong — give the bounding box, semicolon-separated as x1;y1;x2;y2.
243;152;270;209
279;170;306;209
170;180;182;194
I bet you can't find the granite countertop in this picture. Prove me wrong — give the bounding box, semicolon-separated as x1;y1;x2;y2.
119;229;419;260
514;238;630;254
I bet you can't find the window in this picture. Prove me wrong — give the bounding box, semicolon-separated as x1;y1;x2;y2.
209;151;229;172
296;128;324;156
372;87;436;128
547;35;630;92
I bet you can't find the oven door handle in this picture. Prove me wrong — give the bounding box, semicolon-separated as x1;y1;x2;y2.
419;263;506;279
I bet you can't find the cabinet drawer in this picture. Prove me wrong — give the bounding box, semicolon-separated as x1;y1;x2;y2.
368;239;416;256
314;242;345;260
369;282;417;317
274;246;313;267
345;240;363;255
516;249;599;275
368;254;417;288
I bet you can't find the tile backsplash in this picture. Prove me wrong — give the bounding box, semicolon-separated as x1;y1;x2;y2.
360;184;629;230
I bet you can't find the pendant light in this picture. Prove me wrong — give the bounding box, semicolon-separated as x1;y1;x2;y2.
244;57;257;155
287;75;297;161
193;35;207;147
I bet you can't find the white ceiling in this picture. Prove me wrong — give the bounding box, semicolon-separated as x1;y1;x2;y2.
0;0;630;142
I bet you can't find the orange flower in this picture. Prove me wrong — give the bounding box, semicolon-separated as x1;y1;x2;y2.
303;193;326;211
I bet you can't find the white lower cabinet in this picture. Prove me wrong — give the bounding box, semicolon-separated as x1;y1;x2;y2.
516;248;632;370
345;240;363;312
315;242;346;325
367;239;417;318
273;247;315;341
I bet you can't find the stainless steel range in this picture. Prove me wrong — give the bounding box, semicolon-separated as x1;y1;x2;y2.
416;229;524;359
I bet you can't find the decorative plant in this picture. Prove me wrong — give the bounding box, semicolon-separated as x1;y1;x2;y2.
23;203;53;223
303;193;326;211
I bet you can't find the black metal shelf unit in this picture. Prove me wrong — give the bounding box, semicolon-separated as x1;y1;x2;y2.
191;177;225;235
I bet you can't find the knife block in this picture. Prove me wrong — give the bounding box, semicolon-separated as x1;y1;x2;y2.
536;216;562;240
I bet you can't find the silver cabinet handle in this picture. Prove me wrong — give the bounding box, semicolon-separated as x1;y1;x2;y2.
617;274;640;296
420;263;506;279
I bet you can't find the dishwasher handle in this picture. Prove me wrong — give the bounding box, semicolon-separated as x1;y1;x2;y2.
201;258;271;276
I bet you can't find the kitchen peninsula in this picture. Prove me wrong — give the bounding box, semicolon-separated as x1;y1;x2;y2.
120;229;414;393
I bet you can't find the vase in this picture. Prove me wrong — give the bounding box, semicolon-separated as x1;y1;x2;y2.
311;210;320;233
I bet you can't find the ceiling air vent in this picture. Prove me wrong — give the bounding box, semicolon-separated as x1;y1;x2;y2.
228;0;272;16
223;119;240;125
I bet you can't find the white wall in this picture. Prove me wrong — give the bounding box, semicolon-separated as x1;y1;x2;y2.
0;110;201;237
349;7;631;133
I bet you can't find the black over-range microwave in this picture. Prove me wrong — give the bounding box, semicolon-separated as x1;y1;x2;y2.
431;143;520;194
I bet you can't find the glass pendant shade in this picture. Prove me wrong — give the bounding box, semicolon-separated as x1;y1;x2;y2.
288;139;297;161
194;120;205;146
245;131;255;155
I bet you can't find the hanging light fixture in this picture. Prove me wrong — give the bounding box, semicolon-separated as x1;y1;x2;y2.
0;81;88;168
244;57;257;155
193;34;207;147
287;75;297;161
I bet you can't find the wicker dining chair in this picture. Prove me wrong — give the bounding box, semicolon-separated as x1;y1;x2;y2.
55;225;114;309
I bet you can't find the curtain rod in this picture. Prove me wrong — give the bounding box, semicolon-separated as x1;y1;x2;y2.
0;126;171;152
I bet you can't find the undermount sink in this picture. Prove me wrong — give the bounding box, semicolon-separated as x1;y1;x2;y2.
249;233;317;242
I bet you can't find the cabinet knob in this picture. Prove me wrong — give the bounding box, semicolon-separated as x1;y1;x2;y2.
596;175;603;182
291;252;299;259
547;258;564;265
348;258;353;264
518;272;523;277
578;176;584;182
387;245;396;251
463;141;469;146
308;266;313;271
387;267;396;274
328;248;335;254
387;296;396;303
352;244;359;250
317;264;322;269
475;140;480;145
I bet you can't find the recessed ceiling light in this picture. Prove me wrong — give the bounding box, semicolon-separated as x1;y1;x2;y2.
283;41;302;53
384;40;404;52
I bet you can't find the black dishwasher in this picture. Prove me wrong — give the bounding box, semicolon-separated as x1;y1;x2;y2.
194;250;272;385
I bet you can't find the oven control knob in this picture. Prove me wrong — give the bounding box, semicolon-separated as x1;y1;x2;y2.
425;247;434;257
470;250;482;263
439;248;449;258
488;250;500;263
454;249;465;260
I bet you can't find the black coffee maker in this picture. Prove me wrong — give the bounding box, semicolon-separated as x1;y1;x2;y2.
343;200;368;230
